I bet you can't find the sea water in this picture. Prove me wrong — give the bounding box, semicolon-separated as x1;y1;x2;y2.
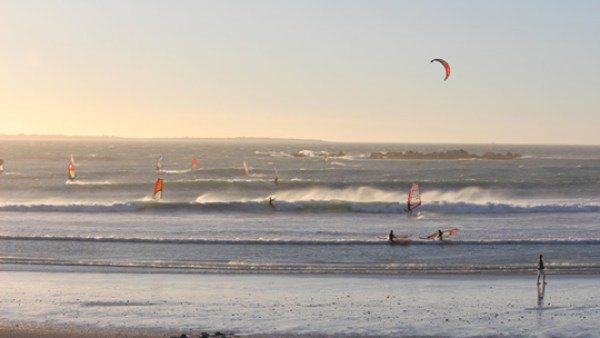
0;140;599;275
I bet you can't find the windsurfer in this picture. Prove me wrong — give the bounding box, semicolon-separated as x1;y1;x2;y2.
437;229;443;240
268;196;276;209
405;183;421;216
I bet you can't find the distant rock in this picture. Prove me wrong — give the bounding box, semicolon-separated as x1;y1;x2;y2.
369;149;521;160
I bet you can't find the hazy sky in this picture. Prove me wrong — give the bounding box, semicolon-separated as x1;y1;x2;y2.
1;1;599;144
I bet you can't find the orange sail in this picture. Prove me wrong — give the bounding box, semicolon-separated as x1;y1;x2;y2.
68;162;76;181
153;178;163;200
192;158;199;171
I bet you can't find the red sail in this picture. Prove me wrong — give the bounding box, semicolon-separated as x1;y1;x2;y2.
153;178;163;200
68;163;76;180
430;58;451;81
407;183;422;210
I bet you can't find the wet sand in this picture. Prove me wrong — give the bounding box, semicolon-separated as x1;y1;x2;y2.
1;271;599;337
0;323;167;338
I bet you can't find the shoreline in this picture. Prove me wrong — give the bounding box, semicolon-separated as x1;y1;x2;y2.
2;263;600;276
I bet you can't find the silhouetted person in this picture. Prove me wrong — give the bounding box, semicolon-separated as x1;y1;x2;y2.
388;230;396;242
437;229;443;240
268;196;276;210
537;254;546;285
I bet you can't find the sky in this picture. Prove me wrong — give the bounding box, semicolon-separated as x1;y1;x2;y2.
1;0;599;144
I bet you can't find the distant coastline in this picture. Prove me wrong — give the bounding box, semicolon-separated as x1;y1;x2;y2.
369;149;522;160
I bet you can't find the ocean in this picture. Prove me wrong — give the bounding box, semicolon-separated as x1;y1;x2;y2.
1;140;599;275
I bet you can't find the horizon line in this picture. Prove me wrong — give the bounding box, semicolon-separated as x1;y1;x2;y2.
0;133;599;147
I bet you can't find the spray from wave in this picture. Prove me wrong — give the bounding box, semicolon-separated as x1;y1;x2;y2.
65;180;115;186
1;187;598;214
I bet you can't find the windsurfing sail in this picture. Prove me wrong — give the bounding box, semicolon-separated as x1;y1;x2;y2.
242;161;250;176
153;178;163;200
423;227;459;240
155;155;164;171
0;159;4;173
191;157;199;171
406;183;422;211
68;162;76;180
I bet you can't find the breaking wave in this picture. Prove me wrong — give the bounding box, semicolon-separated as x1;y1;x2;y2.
65;180;115;186
0;199;598;214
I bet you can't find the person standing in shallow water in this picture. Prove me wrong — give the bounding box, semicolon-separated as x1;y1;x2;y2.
268;196;276;210
537;254;546;285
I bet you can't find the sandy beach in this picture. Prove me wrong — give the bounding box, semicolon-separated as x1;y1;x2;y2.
1;271;599;337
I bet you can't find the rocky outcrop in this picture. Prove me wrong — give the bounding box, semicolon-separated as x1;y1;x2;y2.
369;149;521;160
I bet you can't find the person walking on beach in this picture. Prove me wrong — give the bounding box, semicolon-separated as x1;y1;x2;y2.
537;254;546;285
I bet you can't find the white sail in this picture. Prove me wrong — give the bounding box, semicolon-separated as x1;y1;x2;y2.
243;161;250;176
155;155;164;171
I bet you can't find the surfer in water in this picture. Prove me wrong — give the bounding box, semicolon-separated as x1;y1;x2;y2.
388;230;396;242
537;254;546;285
406;201;412;216
437;229;443;240
268;196;276;210
274;176;279;185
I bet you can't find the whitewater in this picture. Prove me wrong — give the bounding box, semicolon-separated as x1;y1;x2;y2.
0;141;599;275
